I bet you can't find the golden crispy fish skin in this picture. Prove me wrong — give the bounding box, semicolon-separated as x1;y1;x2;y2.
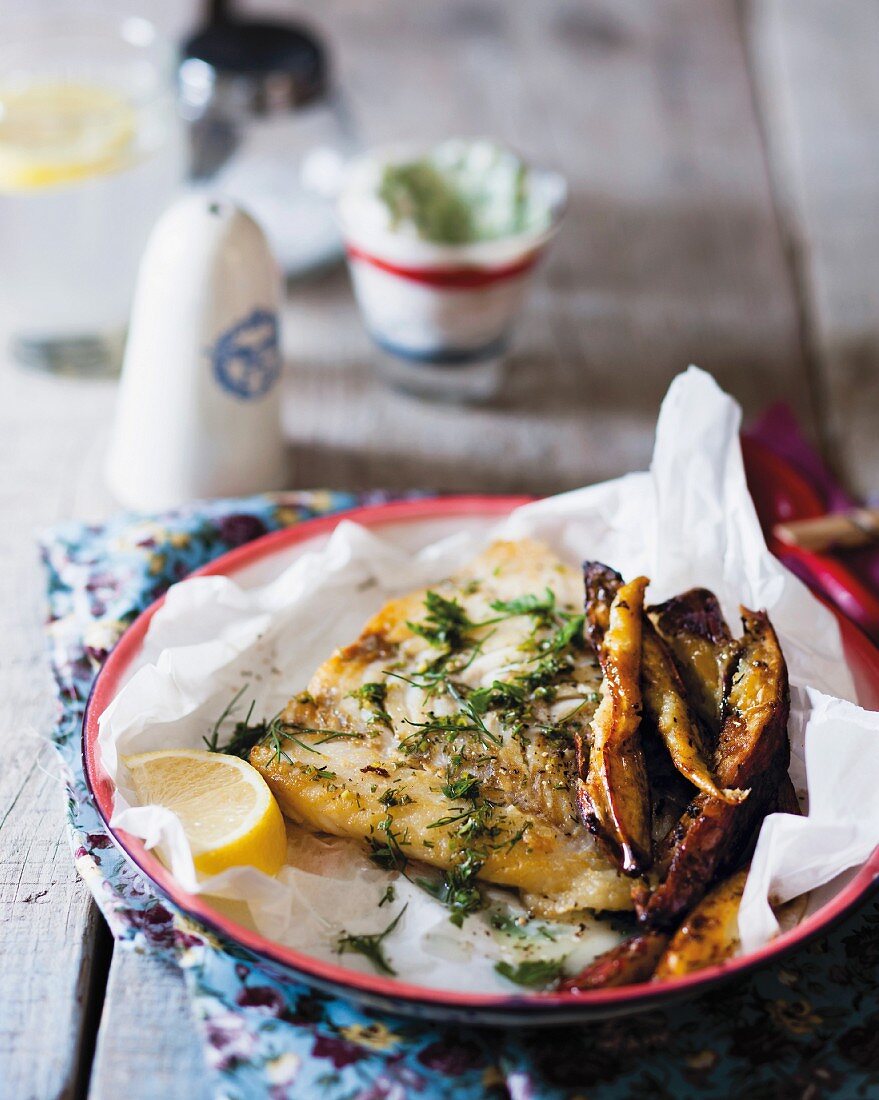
250;539;633;914
579;576;652;877
638;608;790;930
653;867;748;979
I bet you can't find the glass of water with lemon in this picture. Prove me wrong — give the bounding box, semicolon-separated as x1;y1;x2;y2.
0;11;184;374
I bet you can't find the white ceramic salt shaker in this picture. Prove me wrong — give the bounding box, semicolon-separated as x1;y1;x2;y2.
105;194;287;511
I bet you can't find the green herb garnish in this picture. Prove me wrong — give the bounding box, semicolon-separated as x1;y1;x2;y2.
490;588;556;622
427;800;495;840
407;591;477;650
368;815;410;874
379;786;413;808
494;957;567;989
336;904;408;975
490;912;557;941
417;850;485;927
467;680;527;715
349;682;393;729
548;614;586;653
440;771;480;801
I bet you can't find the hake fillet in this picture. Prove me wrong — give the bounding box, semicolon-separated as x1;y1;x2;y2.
250;539;632;913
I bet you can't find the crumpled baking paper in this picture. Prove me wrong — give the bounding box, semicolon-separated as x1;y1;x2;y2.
98;366;879;987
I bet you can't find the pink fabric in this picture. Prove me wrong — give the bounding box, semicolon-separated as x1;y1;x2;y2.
748;404;879;604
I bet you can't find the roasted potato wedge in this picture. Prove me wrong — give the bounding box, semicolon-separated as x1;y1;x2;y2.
582;561;623;647
579;576;652;876
558;931;669;992
638;607;790;929
648;588;736;734
585;563;736;807
714;610;790;789
653;867;748;979
641;617;745;805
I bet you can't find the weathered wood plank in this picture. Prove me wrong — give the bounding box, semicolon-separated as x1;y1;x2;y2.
280;0;814;494
89;951;209;1100
0;762;109;1100
747;0;879;497
0;364;116;1098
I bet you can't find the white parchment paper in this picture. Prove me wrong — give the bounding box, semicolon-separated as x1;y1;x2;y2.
98;367;879;986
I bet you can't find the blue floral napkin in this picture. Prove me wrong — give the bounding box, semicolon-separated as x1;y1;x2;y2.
41;491;879;1099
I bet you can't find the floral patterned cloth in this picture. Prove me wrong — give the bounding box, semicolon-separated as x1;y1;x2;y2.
41;491;879;1100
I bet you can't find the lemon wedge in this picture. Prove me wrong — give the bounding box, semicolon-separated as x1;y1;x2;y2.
0;81;137;192
125;749;287;877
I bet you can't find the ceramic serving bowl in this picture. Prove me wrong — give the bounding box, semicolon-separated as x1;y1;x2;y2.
83;481;879;1026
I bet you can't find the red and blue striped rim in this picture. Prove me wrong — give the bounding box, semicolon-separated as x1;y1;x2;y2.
82;493;879;1022
344;242;542;289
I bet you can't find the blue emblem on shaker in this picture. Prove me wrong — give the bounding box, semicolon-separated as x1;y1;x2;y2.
210;308;281;400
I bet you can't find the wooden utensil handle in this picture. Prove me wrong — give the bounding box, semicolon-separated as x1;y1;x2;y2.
774;508;879;552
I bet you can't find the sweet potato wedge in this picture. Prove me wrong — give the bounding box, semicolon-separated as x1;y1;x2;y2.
641;617;746;805
638;607;790;929
579;576;652;876
653;867;748;979
648;588;736;734
557;931;669;992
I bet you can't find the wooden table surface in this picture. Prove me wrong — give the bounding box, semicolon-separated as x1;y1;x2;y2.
1;1;877;1096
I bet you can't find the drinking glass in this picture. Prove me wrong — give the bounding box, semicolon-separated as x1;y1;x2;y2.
0;11;185;374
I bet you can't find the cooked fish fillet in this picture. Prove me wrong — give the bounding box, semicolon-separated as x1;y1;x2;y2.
251;539;632;914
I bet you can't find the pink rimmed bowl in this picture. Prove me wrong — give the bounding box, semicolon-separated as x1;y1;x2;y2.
83;485;879;1025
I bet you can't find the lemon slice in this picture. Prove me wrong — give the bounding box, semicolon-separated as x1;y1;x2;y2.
0;81;136;192
125;749;287;877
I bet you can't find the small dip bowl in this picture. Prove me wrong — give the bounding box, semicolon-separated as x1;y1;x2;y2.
337;141;567;402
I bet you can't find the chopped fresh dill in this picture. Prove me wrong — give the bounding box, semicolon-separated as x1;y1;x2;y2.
263;718;323;762
348;682;393;729
515;655;572;699
203;687;276;760
313;729;366;745
204;685;249;751
494;957;567;989
440;771;480;801
379;786;413;808
535;696;596;740
398;708;500;755
491;823;528;852
490;588;556;622
378;884;396;907
490;911;557;941
426;800;494;837
467;679;527;715
368;815;410;874
445;680;502;746
303;765;337;781
548;614;586;653
417;849;485;927
335;904;408;975
406;591;477;650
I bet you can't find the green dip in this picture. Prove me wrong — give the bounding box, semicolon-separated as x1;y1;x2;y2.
377;140;552;246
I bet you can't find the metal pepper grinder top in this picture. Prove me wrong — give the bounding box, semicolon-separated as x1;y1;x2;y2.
179;0;352;276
